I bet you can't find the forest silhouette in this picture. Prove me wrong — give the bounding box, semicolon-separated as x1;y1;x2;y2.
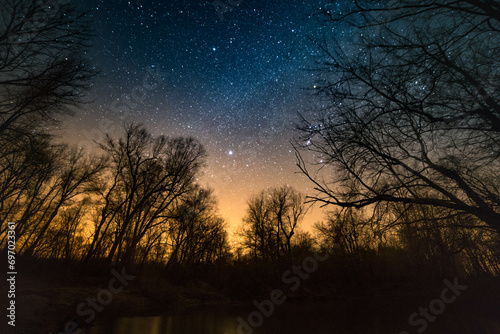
1;1;500;333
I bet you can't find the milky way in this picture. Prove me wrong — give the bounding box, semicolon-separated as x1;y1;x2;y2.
64;0;348;231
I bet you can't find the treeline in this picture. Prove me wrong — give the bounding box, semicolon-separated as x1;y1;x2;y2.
290;0;500;286
0;122;231;268
235;0;500;291
0;0;499;294
0;1;231;271
234;195;500;292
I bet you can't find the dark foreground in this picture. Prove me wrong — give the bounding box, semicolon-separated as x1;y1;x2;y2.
7;258;500;334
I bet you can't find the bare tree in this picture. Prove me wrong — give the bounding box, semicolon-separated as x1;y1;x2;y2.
0;141;104;255
0;135;57;245
0;0;96;253
83;124;207;266
314;208;370;256
297;0;500;231
20;147;104;257
268;186;306;258
34;200;89;261
0;0;94;138
239;191;275;263
240;186;306;262
393;202;500;276
165;186;230;269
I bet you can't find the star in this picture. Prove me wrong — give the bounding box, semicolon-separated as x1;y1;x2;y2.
70;0;329;230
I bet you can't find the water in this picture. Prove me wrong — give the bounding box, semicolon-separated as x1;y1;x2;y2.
82;299;500;334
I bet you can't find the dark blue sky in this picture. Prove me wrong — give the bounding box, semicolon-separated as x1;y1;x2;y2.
68;0;343;229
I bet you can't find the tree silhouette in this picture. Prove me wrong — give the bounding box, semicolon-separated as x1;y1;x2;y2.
297;0;500;231
0;0;96;252
166;186;230;269
240;185;306;262
0;0;94;137
83;124;207;266
314;208;370;256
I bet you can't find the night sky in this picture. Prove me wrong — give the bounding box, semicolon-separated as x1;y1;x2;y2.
63;0;344;232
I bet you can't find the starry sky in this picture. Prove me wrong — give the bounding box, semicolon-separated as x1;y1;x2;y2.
62;0;347;233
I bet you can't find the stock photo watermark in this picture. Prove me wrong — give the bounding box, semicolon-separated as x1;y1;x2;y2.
78;65;167;151
6;0;69;51
6;222;16;327
48;268;135;334
231;251;330;334
213;0;244;21
399;278;468;334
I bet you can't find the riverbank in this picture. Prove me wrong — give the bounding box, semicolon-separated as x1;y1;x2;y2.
11;258;500;334
16;269;230;333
